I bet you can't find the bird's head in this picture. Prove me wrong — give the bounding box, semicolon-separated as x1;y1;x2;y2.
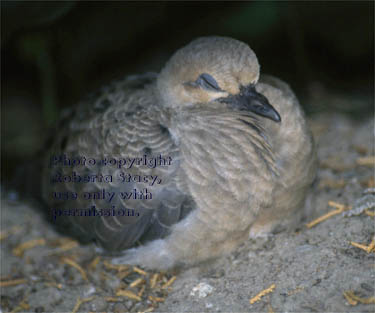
157;36;281;122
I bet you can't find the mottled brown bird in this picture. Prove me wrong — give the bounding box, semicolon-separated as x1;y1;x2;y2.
42;36;317;269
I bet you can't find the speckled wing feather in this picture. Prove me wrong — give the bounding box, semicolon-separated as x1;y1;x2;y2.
42;74;189;252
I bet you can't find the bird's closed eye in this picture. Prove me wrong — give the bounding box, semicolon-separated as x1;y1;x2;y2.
196;73;222;91
184;73;222;92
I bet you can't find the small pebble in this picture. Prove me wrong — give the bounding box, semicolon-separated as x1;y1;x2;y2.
190;282;214;298
89;297;108;311
361;282;374;292
113;302;128;313
82;285;96;297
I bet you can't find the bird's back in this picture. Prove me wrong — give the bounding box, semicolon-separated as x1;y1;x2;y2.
41;73;191;252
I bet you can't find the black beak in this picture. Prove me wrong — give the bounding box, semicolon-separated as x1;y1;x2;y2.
220;85;281;123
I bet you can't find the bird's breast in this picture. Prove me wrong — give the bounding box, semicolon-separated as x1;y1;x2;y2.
173;114;278;220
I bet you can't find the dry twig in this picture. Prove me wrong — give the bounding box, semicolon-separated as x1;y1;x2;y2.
61;257;88;281
351;237;375;253
249;284;276;304
344;291;375;305
357;156;375;167
71;296;95;313
306;201;351;228
0;278;27;287
0;226;22;241
161;276;176;289
116;289;142;301
12;238;46;257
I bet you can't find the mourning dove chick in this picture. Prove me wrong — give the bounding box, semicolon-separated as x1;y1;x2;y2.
42;36;317;269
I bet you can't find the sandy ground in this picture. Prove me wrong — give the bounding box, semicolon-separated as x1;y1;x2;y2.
1;113;374;313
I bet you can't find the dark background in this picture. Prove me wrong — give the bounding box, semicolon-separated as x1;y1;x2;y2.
1;1;374;184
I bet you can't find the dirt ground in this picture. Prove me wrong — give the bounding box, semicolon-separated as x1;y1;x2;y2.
1;113;374;313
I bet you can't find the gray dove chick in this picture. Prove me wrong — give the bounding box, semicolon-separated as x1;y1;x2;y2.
42;36;317;269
